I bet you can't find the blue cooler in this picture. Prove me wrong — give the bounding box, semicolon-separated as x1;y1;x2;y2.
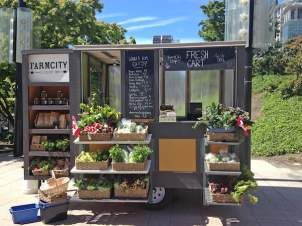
9;203;40;224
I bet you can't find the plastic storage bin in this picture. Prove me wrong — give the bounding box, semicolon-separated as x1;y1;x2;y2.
9;203;40;224
39;200;68;224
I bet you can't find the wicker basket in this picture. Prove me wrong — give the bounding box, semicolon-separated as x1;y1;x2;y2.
75;160;109;170
112;160;147;171
207;131;241;142
40;177;70;197
79;132;112;141
78;189;111;199
211;192;239;203
32;169;49;176
207;162;240;171
30;144;45;151
38;190;67;203
114;185;148;198
51;169;69;177
113;128;148;141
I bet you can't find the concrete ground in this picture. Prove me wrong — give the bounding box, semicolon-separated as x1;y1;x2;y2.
1;152;302;226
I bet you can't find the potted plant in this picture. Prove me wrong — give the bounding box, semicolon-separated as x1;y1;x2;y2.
76;150;110;170
109;145;151;171
75;176;112;199
114;176;149;199
194;103;253;142
31;159;54;176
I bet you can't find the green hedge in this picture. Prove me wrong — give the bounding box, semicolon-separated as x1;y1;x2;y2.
252;76;302;156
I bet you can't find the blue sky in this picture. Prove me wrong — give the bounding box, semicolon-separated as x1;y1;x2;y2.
97;0;208;44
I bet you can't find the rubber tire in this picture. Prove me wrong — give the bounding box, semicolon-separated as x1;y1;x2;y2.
145;187;171;210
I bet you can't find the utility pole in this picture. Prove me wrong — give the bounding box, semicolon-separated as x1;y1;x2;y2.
244;0;254;168
13;0;26;157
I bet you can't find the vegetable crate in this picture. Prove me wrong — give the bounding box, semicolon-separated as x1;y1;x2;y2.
51;169;69;177
78;189;111;199
114;186;149;199
112;161;147;171
113;131;147;141
211;192;239;204
79;133;112;141
76;160;109;170
207;131;241;142
207;162;240;171
32;169;49;176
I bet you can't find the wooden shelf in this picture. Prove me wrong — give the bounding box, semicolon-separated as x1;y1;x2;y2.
29;105;70;111
74;134;152;145
29;129;71;134
205;139;242;146
204;188;241;206
29;82;70;86
71;160;151;175
204;163;241;176
29;151;70;157
69;195;148;203
25;175;51;180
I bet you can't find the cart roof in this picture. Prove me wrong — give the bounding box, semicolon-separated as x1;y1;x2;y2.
73;41;246;51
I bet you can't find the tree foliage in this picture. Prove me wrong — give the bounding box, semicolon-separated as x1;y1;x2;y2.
199;0;225;41
0;61;15;127
283;36;302;78
0;0;128;48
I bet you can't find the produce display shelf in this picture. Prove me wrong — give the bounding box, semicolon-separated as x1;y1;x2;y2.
29;82;70;86
69;195;148;203
29;151;70;157
26;175;50;180
29;129;71;134
74;134;152;145
204;163;241;176
71;160;151;175
204;188;241;206
29;105;70;111
205;139;242;146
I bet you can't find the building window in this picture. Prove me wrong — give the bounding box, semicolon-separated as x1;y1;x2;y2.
291;9;295;20
298;8;302;19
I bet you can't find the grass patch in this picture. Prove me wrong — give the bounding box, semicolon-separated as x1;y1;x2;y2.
252;75;302;156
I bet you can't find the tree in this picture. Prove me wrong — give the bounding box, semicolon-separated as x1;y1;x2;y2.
0;0;128;48
199;0;225;41
283;36;302;78
0;61;15;127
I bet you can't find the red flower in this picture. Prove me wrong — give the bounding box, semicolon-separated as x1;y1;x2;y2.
236;116;250;136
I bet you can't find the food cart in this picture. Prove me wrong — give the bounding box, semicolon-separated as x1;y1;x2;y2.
22;41;252;208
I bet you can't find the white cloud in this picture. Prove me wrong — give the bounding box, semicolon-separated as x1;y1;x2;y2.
125;17;188;31
118;16;157;25
97;12;125;20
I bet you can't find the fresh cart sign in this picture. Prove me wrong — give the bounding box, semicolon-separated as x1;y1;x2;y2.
28;54;69;82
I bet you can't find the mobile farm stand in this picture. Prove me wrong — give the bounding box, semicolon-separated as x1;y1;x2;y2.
22;41;251;207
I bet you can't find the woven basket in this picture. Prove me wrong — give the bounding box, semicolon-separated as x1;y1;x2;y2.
32;169;49;176
51;169;69;177
114;185;148;198
30;144;45;151
76;160;109;170
207;132;240;142
78;189;111;199
38;190;67;203
40;177;70;197
207;162;240;171
112;161;147;171
211;192;239;203
113;128;148;141
79;132;112;141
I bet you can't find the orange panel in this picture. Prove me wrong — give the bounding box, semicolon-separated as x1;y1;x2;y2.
159;139;196;173
209;144;228;154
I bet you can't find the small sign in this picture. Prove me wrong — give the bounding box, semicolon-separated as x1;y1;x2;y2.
163;47;236;71
28;54;69;82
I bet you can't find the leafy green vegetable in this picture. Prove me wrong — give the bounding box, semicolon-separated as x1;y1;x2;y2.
74;176;112;191
129;145;152;163
109;145;127;163
76;151;109;162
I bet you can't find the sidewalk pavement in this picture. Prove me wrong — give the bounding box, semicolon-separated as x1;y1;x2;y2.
0;154;302;226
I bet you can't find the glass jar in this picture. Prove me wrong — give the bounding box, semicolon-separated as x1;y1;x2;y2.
40;98;48;105
47;98;54;105
40;90;47;98
33;98;40;105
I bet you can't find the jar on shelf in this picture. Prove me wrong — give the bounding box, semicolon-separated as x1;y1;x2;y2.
40;90;48;98
33;98;40;105
40;98;48;105
56;90;64;105
47;98;54;105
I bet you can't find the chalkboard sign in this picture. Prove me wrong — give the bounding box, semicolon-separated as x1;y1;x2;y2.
163;47;236;71
125;50;155;119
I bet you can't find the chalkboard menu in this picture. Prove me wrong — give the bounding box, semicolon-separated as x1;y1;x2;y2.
163;47;236;71
125;50;155;119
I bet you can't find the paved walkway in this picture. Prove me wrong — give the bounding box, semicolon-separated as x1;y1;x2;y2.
0;153;302;226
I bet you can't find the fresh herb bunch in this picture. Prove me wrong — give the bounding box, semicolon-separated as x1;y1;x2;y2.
38;159;54;171
231;166;258;204
109;145;127;163
116;175;148;191
129;145;152;163
41;139;69;152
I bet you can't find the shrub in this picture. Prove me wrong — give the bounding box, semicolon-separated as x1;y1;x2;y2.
252;93;302;156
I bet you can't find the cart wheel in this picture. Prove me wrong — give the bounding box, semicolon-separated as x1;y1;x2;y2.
145;187;170;210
